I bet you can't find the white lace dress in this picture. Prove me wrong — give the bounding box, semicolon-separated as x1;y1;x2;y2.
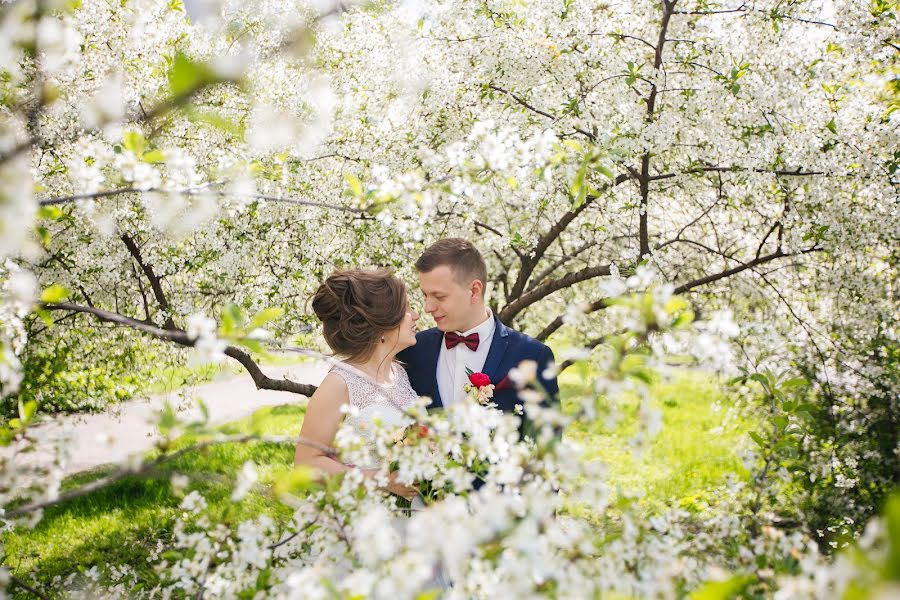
331;361;449;590
330;360;420;470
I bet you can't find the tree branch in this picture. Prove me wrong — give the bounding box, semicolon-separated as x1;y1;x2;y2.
130;259;153;323
39;187;367;214
609;32;657;52
648;166;827;181
674;247;822;294
507;174;631;302
42;301;192;343
224;346;316;397
558;333;610;372
121;233;174;328
536;297;609;342
9;576;50;600
487;84;596;141
40;302;318;397
499;264;612;324
754;220;781;260
525;241;596;292
638;0;677;259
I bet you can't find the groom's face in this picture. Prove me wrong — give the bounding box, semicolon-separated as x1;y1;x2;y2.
418;265;480;332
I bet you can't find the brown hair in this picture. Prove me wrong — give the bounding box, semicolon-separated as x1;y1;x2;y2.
311;269;408;361
415;238;488;296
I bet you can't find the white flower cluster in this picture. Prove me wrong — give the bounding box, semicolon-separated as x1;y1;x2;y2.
185;313;226;364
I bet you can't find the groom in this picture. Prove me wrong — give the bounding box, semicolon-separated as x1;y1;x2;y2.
397;238;558;420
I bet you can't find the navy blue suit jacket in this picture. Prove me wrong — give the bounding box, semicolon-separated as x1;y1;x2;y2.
396;315;559;414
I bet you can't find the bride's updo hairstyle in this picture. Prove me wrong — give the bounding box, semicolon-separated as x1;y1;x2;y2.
311;269;408;361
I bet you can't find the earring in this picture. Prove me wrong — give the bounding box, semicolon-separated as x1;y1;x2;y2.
381;336;385;343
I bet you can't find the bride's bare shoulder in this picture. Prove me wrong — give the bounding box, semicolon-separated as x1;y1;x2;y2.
310;371;349;405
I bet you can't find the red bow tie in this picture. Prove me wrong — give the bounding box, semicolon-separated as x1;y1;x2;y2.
444;331;480;351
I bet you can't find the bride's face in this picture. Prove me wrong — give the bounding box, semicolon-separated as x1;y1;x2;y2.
385;306;419;351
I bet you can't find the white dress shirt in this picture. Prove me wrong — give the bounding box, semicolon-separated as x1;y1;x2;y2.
437;310;496;408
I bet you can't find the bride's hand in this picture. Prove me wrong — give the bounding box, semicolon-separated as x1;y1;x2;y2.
361;468;417;499
386;472;417;499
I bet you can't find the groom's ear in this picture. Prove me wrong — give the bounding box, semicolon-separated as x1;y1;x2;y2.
470;279;484;303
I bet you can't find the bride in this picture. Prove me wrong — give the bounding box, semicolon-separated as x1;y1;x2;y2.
293;268;421;500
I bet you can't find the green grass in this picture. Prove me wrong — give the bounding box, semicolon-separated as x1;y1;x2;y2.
146;351;310;396
3;404;307;596
561;369;755;516
4;368;756;596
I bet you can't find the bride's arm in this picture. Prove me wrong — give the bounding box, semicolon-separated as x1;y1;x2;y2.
294;373;415;498
294;372;352;475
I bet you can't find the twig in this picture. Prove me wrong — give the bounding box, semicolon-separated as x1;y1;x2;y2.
9;576;50;600
39;187;366;214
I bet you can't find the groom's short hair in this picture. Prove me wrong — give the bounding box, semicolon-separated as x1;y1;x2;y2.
416;238;488;295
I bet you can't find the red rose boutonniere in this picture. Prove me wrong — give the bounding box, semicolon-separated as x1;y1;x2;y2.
464;369;495;405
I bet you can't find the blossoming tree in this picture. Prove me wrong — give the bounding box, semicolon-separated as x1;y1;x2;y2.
0;0;897;597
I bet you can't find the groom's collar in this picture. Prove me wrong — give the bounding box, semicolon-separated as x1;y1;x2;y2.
454;309;495;339
492;313;510;338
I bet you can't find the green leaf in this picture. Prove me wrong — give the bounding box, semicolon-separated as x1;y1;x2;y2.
37;206;64;220
36;225;52;248
570;163;588;208
689;574;755;600
238;337;266;354
188;109;244;137
780;377;809;390
249;307;284;329
664;296;689;315
749;431;767;448
883;493;900;580
795;403;818;416
672;309;695;328
0;428;14;447
123;131;145;157
221;303;244;334
158;402;178;437
773;415;789;432
40;284;69;304
345;174;363;197
167;51;215;98
273;466;316;498
596;164;614;179
142;149;166;164
19;399;37;424
749;372;771;392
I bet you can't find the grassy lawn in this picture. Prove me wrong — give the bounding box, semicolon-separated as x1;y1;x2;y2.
560;369;755;516
146;351;311;396
4;369;756;596
3;404;307;596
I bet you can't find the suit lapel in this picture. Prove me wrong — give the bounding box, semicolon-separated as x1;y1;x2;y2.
427;328;444;408
482;315;510;382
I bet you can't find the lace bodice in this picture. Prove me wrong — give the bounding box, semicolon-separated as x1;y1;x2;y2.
330;361;418;411
330;361;420;468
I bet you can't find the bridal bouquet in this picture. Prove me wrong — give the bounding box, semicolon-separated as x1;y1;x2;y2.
386;397;523;505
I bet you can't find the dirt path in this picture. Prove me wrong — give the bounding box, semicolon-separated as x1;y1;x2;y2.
10;361;330;476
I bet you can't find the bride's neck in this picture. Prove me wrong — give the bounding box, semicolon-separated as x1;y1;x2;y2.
346;347;396;382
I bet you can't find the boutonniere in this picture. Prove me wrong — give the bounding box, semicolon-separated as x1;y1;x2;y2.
464;368;495;405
